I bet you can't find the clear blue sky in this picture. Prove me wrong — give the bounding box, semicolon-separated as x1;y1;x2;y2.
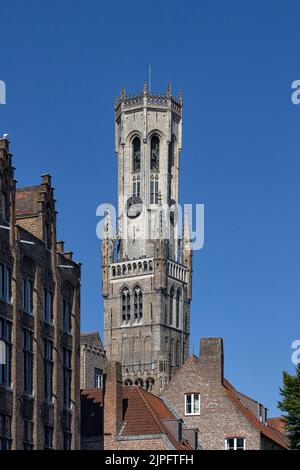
1;0;299;416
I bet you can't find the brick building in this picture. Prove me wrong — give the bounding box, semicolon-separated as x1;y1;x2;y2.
0;136;81;450
161;337;289;450
81;361;198;450
80;332;106;390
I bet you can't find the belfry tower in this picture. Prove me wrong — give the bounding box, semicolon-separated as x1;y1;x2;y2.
102;82;192;394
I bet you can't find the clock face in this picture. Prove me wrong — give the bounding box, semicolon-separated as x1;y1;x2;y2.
127;196;143;219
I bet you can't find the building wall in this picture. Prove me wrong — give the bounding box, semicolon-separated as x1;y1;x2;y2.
0;137;81;450
80;334;106;389
105;436;169;451
161;339;262;450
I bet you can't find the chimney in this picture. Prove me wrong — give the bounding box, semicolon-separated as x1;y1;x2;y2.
103;362;123;444
57;241;65;253
199;338;224;383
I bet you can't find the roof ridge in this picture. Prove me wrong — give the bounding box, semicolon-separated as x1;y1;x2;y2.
223;379;289;449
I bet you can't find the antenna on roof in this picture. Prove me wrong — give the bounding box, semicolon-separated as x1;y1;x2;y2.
148;64;151;92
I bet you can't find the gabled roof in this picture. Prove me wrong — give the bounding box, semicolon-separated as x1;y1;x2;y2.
80;332;104;350
81;386;193;450
223;380;289;449
121;386;193;450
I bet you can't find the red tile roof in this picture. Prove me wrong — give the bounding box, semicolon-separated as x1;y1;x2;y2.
223;380;290;449
121;386;193;450
267;417;287;435
81;386;193;450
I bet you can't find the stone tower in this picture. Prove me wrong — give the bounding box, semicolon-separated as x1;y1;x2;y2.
102;82;192;394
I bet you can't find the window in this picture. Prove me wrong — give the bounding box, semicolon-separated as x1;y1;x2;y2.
1;192;8;222
43;339;53;403
176;289;181;328
23;420;34;450
132;179;140;197
44;426;53;450
259;404;267;424
43;289;53;324
94;368;103;388
63;300;72;333
150;179;159;204
121;289;130;324
185;393;200;415
132;137;141;172
169;287;175;325
23;329;33;395
63;348;72;409
23;278;34;314
63;431;72;450
0;264;12;303
225;437;246;450
0;318;12;388
150;135;159;170
133;287;143;323
0;414;12;450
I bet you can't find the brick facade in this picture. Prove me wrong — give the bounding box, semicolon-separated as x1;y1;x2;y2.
0;136;81;450
161;338;289;450
80;332;106;390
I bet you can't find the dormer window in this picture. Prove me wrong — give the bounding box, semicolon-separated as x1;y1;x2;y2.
132;137;141;172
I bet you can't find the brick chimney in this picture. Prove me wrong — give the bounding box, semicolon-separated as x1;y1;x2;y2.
103;362;123;446
199;338;224;383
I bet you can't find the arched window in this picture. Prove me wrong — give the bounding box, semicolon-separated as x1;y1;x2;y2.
133;286;143;322
150;135;159;170
176;289;181;328
132;137;141;172
122;288;130;324
145;378;154;392
150;175;159;204
169;286;175;325
134;378;143;387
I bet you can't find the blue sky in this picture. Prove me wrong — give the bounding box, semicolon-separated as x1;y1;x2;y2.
1;0;300;416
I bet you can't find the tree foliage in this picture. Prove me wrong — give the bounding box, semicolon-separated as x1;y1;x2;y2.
278;364;300;449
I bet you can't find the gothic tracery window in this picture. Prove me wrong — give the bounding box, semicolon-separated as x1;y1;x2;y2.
132;137;141;172
176;288;181;328
150;135;159;170
133;286;143;323
122;288;130;324
150;175;159;204
169;286;175;325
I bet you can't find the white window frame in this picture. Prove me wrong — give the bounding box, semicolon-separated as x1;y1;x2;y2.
94;368;103;388
184;393;200;416
225;437;246;450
